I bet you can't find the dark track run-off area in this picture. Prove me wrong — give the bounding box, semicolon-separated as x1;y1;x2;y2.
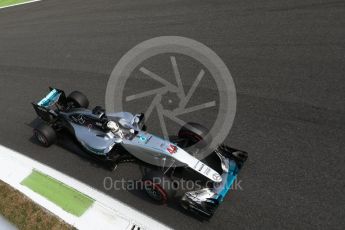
0;0;344;229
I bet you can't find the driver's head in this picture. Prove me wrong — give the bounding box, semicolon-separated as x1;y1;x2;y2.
107;121;119;132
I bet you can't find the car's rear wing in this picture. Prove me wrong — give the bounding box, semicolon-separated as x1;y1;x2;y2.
32;87;67;122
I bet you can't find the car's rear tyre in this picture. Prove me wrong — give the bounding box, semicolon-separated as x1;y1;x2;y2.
67;91;89;108
34;124;57;147
178;122;211;148
143;170;175;204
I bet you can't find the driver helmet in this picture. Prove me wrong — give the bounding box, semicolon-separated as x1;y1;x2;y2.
107;121;119;132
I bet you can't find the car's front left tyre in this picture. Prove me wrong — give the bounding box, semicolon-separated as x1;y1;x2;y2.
33;124;57;147
142;170;175;204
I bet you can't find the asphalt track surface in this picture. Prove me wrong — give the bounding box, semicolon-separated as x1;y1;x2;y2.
0;0;344;229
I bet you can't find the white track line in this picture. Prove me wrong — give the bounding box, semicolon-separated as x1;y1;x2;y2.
0;0;41;10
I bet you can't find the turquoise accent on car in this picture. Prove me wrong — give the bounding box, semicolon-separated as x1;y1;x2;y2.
217;160;239;202
139;136;147;142
38;89;61;107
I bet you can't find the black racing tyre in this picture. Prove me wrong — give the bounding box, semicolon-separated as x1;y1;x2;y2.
67;91;89;108
178;122;211;148
142;170;175;204
33;124;57;147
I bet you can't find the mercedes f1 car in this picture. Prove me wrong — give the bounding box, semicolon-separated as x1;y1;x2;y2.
31;88;248;219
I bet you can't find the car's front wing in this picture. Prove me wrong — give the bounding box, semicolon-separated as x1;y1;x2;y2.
180;145;248;218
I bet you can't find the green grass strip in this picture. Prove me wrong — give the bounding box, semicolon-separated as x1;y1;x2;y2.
21;170;94;217
0;0;34;8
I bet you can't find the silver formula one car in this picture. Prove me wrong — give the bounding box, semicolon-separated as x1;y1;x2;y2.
31;88;248;219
